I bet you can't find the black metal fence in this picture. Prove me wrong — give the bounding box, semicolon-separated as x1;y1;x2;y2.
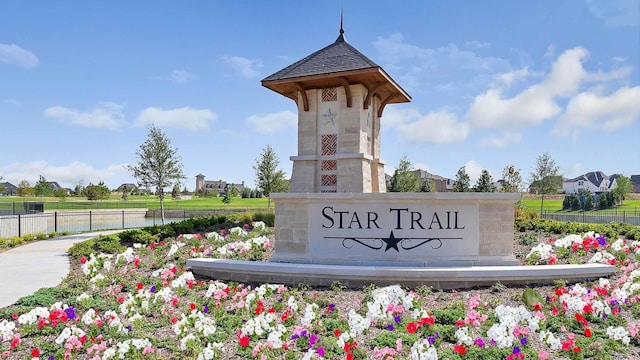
540;209;640;226
0;208;270;238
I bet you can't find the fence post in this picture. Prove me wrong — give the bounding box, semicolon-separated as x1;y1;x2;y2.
122;210;125;229
89;211;92;232
18;214;21;237
55;212;58;233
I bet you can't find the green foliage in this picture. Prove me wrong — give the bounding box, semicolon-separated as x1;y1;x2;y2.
474;169;497;192
388;154;419;192
522;288;544;308
94;234;126;254
34;175;53;197
612;175;632;205
419;177;436;192
15;287;73;307
252;212;275;227
254;145;288;208
490;281;507;293
118;229;158;245
127;124;186;224
86;181;111;201
452;166;470;192
500;164;523;192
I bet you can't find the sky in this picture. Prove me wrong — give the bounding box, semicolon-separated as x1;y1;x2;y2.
1;1;639;191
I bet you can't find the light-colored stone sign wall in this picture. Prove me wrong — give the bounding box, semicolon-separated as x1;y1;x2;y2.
271;192;521;267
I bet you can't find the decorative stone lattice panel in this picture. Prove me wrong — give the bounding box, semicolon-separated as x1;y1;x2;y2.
321;174;337;187
321;160;337;171
321;134;337;156
322;87;337;102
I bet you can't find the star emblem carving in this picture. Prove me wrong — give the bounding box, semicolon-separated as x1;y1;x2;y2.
322;108;337;125
381;231;402;252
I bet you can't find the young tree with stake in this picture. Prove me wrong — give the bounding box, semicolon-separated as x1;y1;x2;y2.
128;124;185;224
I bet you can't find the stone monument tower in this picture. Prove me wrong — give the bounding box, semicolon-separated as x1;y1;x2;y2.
261;24;410;193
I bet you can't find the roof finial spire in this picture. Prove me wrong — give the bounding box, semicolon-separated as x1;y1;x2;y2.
336;6;346;42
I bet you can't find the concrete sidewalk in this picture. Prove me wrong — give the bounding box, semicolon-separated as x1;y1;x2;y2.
0;230;123;309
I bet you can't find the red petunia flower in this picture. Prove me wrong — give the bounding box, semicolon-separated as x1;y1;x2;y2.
239;335;250;347
453;344;467;355
406;322;417;334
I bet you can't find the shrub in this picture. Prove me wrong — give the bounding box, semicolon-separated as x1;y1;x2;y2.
118;229;158;245
253;212;275;227
94;234;125;254
8;236;24;247
15;287;73;307
68;239;96;259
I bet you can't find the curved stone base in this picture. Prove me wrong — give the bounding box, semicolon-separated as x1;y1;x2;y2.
187;258;616;290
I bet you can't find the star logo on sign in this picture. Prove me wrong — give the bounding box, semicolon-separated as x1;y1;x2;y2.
322;108;337;125
381;231;402;252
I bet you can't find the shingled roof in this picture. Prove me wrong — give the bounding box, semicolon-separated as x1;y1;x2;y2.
262;32;379;81
261;28;410;107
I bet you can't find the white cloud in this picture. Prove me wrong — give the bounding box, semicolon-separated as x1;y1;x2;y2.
477;131;522;148
465;40;490;50
220;55;263;78
0;43;39;68
136;107;217;131
245;110;296;134
497;67;529;87
0;161;129;188
463;160;485;183
585;0;640;27
44;102;124;130
412;163;430;172
372;34;510;93
2;98;21;106
554;86;640;135
466;47;590;129
393;109;469;144
170;70;196;83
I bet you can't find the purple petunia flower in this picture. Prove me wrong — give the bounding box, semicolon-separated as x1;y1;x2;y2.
520;337;527;345
150;285;156;293
474;338;484;347
126;325;132;332
317;346;325;357
386;324;395;331
64;306;76;320
513;346;520;354
597;236;607;246
203;305;209;313
428;336;435;344
394;315;401;323
291;334;299;340
309;333;319;346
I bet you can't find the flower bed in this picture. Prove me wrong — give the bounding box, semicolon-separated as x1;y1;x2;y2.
1;221;639;359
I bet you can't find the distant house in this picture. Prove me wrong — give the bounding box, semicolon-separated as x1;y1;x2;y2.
0;182;18;195
47;181;69;194
385;169;453;192
116;183;138;193
631;175;640;193
195;174;245;196
562;171;611;195
411;169;454;192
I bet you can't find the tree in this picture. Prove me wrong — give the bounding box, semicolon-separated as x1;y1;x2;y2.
612;175;632;205
388;154;420;192
474;170;497;192
419;178;436;192
0;176;5;195
74;181;86;197
529;152;562;214
452;166;471;192
171;184;181;200
86;181;110;200
253;145;288;209
500;164;523;193
17;180;33;197
54;188;68;200
127;125;186;224
34;175;53;197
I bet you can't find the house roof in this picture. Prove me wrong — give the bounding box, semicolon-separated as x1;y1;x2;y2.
566;171;608;187
261;27;410;105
